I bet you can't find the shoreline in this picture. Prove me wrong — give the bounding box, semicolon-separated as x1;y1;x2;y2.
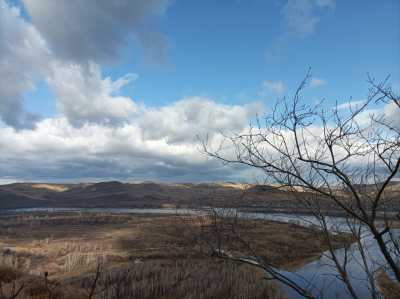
2;205;399;221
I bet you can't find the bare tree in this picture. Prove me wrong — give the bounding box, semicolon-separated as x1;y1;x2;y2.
202;70;400;299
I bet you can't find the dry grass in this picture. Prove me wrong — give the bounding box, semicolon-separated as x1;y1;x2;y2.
0;265;88;299
179;215;355;270
0;213;353;272
0;260;283;299
0;212;354;298
377;269;400;299
94;260;282;299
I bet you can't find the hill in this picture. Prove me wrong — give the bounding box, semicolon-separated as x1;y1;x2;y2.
0;181;398;214
0;181;290;210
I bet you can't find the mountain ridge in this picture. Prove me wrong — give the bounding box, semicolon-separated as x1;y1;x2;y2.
0;181;399;213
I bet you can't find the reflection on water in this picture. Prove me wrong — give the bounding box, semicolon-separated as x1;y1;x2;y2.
239;211;397;299
2;207;398;299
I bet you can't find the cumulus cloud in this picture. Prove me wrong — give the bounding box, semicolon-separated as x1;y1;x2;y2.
6;0;391;184
343;100;399;131
140;99;263;143
281;0;335;38
0;0;269;182
47;62;139;126
0;0;172;131
0;97;262;181
259;80;285;96
1;0;260;181
0;1;51;128
22;0;170;64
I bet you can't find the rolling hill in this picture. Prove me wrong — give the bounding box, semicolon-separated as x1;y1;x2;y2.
0;181;398;214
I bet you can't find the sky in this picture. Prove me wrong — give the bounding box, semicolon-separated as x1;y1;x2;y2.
0;0;399;183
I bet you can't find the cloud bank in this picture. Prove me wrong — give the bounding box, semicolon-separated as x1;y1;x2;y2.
22;0;170;64
0;0;396;183
0;98;262;181
0;0;263;182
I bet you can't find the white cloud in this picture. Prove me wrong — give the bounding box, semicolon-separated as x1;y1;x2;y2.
2;0;165;130
281;0;335;38
139;98;263;143
22;0;170;64
337;100;365;110
340;101;399;131
6;0;393;184
309;78;327;88
111;74;139;94
0;0;266;181
0;1;51;128
47;62;139;126
259;80;285;96
0;97;262;181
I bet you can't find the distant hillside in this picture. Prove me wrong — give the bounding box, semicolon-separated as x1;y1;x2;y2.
0;181;398;213
0;181;289;210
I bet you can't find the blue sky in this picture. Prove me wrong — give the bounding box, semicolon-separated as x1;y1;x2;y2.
24;0;400;113
112;0;399;106
0;0;399;182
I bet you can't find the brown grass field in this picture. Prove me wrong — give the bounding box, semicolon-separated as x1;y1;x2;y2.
377;269;400;299
0;212;354;299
